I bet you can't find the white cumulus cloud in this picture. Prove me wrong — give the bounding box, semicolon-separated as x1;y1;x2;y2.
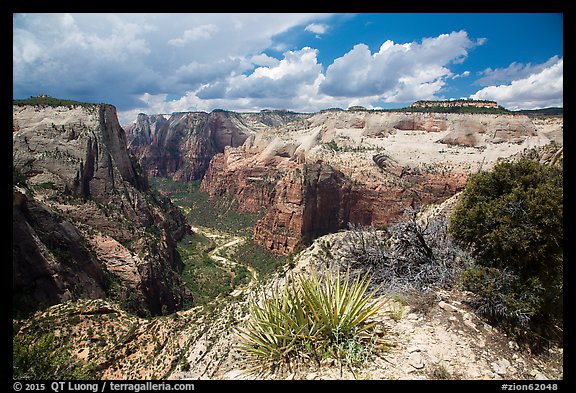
305;23;328;35
319;30;482;103
168;24;219;46
470;57;563;110
475;55;561;86
199;47;323;100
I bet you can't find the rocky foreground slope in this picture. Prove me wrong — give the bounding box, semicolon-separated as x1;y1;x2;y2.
13;103;191;316
13;229;563;380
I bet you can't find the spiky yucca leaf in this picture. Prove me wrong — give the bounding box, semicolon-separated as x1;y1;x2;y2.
298;268;385;341
238;284;321;362
238;268;387;366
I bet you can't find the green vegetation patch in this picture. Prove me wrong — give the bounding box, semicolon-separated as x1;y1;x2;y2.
238;268;387;369
149;177;262;236
449;158;563;346
232;239;286;277
232;264;251;288
150;176;288;309
13;331;97;379
13;96;98;108
177;233;232;308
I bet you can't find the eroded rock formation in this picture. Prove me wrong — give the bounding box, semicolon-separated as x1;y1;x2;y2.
13;103;191;316
199;110;559;254
125;109;311;181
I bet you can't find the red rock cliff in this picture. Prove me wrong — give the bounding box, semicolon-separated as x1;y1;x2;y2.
198;110;546;255
201;150;466;254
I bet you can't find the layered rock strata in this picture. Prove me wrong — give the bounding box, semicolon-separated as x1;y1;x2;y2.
13;103;191;316
125;109;311;181
200;110;559;254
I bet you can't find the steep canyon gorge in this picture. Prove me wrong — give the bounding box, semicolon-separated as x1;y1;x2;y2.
12;102;563;380
13;103;563;316
13;103;191;316
126;108;562;255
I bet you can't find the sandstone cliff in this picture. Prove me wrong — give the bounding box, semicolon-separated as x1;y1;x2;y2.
199;110;561;254
125;109;310;181
13;103;191;316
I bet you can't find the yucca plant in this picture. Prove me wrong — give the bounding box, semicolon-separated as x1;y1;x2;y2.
238;268;387;368
238;284;318;363
298;268;384;342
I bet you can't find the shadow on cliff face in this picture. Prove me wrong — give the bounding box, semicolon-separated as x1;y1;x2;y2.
13;189;107;318
13;102;192;318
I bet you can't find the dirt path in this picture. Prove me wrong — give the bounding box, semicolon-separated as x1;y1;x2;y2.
191;226;258;295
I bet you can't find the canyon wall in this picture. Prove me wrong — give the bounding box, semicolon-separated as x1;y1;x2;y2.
199;110;561;254
13;103;191;316
125;110;311;181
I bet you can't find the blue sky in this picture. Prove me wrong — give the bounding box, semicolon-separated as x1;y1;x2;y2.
13;13;563;123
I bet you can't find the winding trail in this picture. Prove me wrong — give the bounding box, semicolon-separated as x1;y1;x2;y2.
191;226;258;296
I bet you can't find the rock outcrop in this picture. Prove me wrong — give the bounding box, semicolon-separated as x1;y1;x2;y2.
438;114;538;147
13;103;191;316
125;109;310;181
12;189;107;314
199;110;559;254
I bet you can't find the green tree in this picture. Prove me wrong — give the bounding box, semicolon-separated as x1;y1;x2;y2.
449;159;563;344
